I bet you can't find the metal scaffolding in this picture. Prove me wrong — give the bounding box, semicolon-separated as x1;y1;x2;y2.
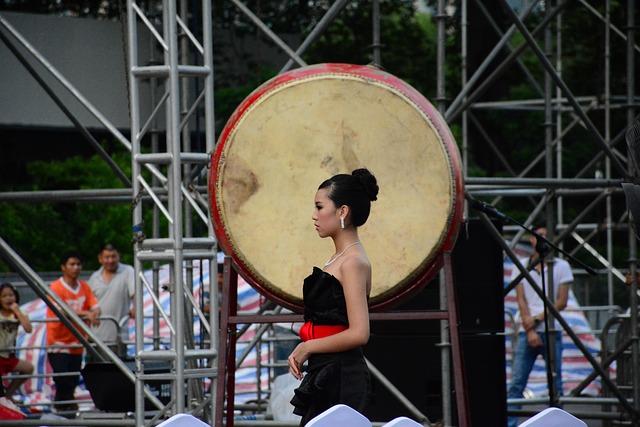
126;0;217;423
0;0;638;425
459;0;639;424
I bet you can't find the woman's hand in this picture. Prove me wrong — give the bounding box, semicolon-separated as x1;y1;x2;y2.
288;342;310;380
9;302;20;314
11;303;32;333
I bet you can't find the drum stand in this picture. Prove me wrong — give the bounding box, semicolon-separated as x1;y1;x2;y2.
215;252;471;427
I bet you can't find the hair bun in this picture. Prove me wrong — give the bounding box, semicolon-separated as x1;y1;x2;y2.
352;168;379;201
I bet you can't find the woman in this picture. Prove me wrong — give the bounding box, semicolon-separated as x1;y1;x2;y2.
288;168;379;425
0;282;33;399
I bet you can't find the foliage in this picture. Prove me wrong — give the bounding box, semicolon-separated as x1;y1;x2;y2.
214;68;277;133
0;0;119;18
303;2;442;98
0;152;134;272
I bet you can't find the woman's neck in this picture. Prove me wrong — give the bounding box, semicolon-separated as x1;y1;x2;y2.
332;229;360;252
0;308;13;316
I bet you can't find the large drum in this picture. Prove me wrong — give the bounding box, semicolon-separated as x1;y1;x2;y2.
209;63;463;311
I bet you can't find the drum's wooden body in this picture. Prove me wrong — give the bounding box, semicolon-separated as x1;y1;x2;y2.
209;63;464;311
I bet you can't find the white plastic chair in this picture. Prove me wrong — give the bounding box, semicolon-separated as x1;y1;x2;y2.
156;414;209;427
305;404;372;427
382;416;423;426
518;407;587;427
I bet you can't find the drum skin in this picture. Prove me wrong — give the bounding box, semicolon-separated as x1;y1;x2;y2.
209;63;464;311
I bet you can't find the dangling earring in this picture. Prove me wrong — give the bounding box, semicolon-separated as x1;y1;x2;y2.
340;217;345;229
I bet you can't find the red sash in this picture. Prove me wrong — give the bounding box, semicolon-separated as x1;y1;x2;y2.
299;321;348;342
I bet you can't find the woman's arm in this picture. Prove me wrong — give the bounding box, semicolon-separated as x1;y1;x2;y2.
288;257;370;379
11;303;32;333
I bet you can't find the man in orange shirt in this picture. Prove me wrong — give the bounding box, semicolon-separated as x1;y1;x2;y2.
46;253;100;411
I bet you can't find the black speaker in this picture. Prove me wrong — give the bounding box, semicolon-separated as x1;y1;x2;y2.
371;219;503;335
363;334;443;422
364;218;506;424
364;333;506;425
459;333;506;427
452;219;504;333
81;361;171;411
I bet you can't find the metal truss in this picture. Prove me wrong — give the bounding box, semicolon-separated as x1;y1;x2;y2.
126;0;216;424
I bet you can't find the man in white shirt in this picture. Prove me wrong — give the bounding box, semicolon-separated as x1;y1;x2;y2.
88;244;134;357
507;227;573;427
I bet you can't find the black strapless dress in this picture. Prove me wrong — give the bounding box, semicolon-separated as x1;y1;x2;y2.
290;267;370;426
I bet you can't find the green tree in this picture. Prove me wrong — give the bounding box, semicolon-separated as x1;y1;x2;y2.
0;152;134;272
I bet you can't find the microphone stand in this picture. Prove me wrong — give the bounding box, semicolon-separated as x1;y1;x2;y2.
466;196;597;276
467;194;597;407
533;236;558;407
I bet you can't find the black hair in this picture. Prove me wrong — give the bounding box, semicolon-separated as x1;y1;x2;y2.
100;243;118;253
318;168;379;227
0;282;19;304
530;225;547;235
60;252;83;266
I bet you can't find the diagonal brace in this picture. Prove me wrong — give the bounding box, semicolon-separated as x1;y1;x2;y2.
445;0;543;121
0;13;168;185
474;0;543;97
498;0;627;177
280;0;349;73
571;231;626;283
0;27;131;188
575;112;640;178
469;112;517;176
0;236;165;410
447;0;568;123
230;0;306;67
571;337;631;396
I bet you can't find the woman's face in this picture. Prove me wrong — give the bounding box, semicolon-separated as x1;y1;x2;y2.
312;188;340;238
0;287;16;310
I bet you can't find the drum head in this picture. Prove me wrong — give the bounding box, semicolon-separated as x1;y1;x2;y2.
210;63;463;311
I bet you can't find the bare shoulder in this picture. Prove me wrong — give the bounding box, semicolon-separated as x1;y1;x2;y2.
339;254;371;277
338;255;371;297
